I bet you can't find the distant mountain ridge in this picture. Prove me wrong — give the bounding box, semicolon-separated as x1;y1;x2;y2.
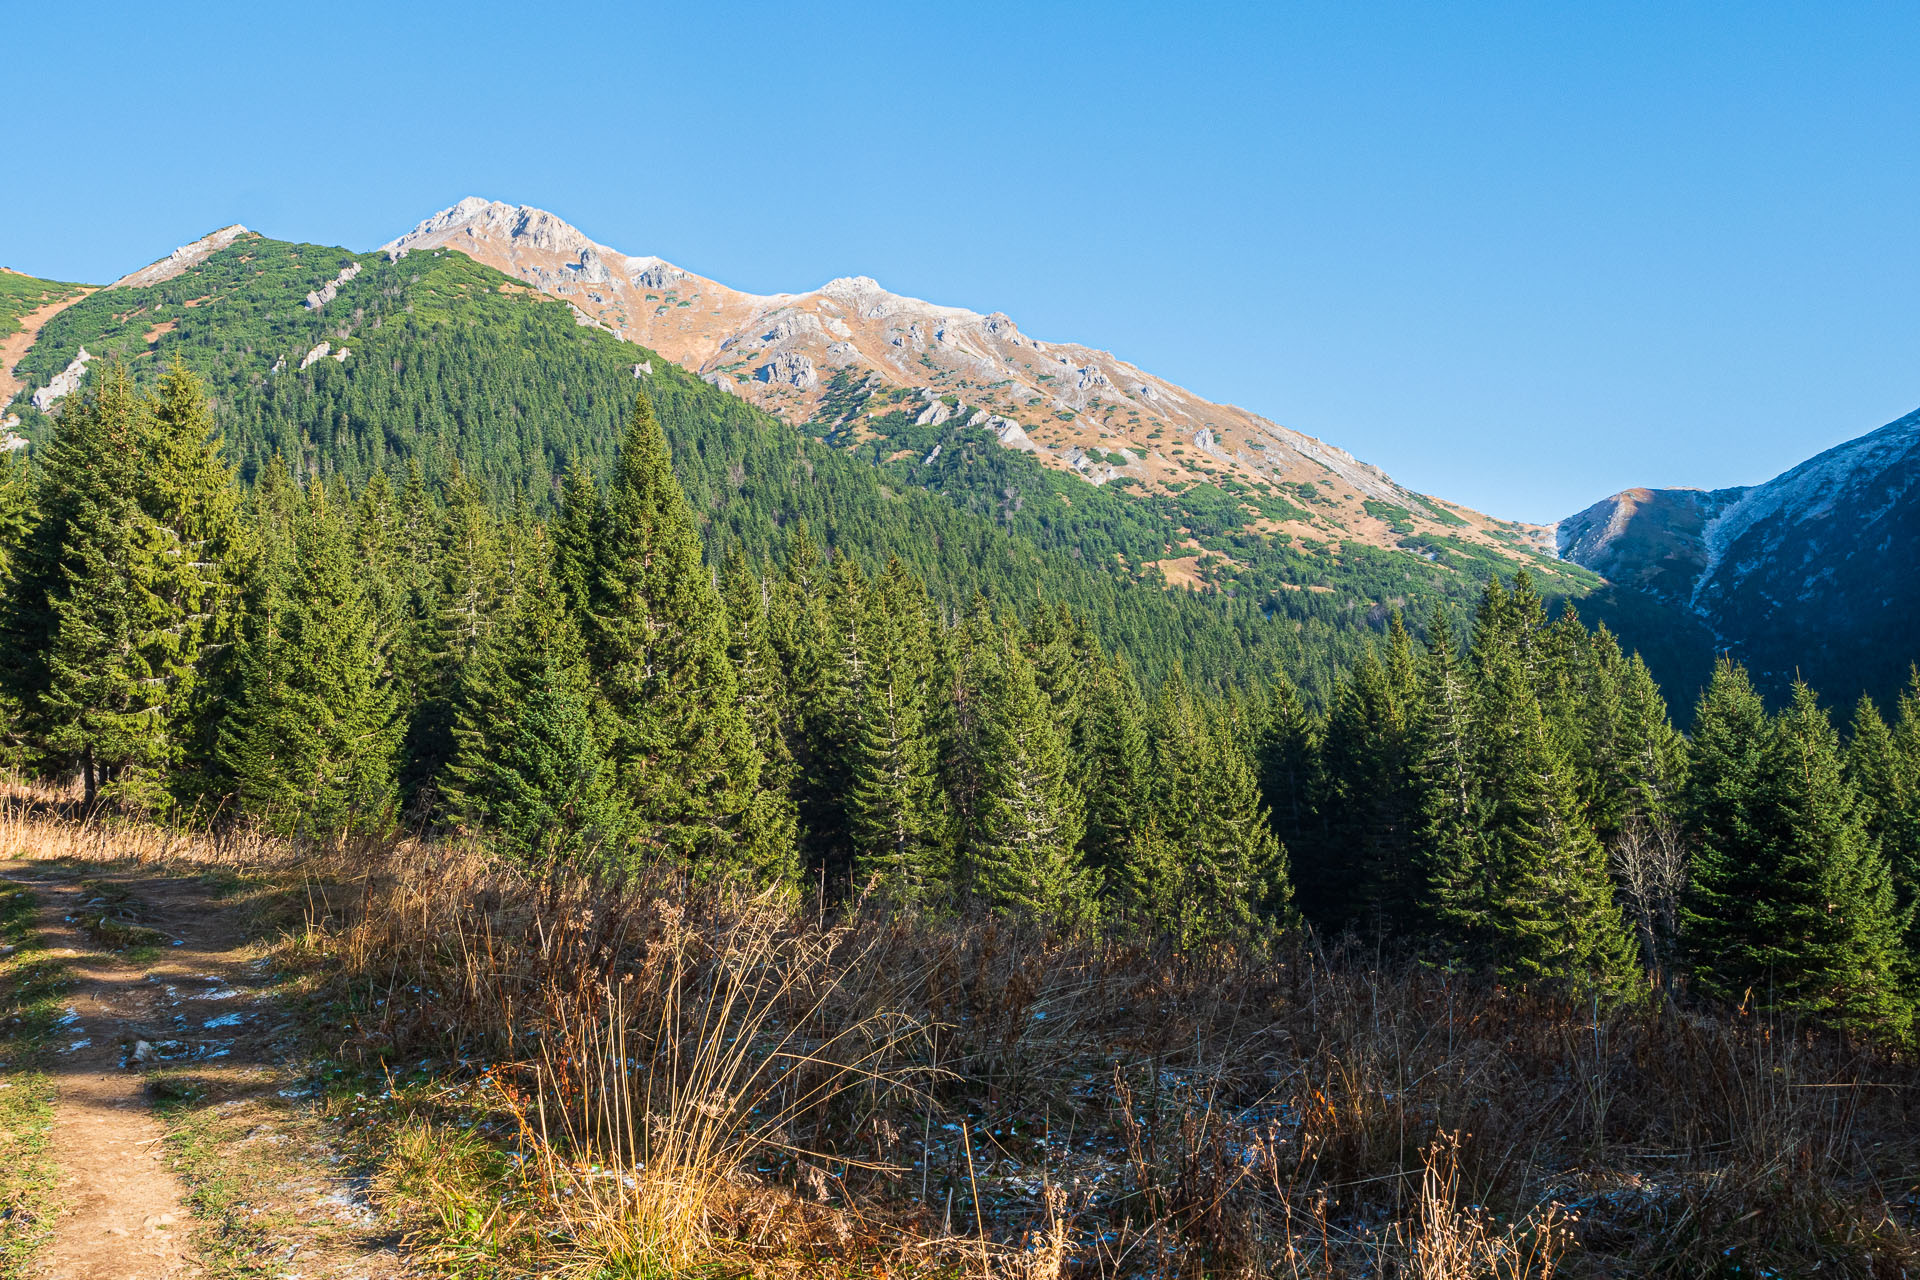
1557;408;1920;703
384;197;1550;565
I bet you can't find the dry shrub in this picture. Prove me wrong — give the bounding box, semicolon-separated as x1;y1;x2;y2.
5;783;1917;1278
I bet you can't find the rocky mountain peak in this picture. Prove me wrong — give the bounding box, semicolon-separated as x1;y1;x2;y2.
109;225;250;290
385;197;1550;562
385;199;603;261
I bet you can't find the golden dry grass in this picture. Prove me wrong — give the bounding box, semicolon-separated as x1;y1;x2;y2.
4;781;1917;1277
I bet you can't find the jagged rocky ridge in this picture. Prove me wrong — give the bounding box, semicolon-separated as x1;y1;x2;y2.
384;198;1547;561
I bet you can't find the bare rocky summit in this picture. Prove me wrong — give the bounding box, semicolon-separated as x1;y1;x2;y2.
385;198;1547;558
109;225;249;291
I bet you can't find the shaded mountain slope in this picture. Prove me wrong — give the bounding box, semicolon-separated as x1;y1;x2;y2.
1558;409;1920;706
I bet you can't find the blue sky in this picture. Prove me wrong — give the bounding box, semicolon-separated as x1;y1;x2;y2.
8;1;1919;522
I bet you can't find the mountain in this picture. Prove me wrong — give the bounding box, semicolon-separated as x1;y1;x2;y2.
0;216;1607;700
1557;409;1920;705
385;198;1554;569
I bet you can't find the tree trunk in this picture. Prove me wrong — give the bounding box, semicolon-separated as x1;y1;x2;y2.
82;744;98;812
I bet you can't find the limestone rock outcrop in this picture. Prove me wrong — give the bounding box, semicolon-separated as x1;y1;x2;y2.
305;261;362;311
31;348;93;412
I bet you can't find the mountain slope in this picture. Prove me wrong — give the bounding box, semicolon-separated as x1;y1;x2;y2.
1558;409;1920;704
0;269;95;445
0;226;1604;700
385;198;1554;566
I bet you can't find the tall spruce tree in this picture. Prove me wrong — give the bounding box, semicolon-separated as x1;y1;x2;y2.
141;365;249;808
0;449;29;767
962;635;1090;922
1460;644;1638;995
1311;634;1419;932
1751;684;1911;1038
0;365;225;809
1080;656;1152;902
1885;670;1920;964
446;538;625;868
1680;659;1775;1003
218;482;400;833
1142;672;1292;942
1415;608;1487;952
1255;671;1318;866
846;558;948;902
583;393;783;873
719;550;801;884
399;465;500;815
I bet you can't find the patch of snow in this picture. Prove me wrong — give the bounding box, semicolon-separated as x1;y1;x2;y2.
1692;407;1920;610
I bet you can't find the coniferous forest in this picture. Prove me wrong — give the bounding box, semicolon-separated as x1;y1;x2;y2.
5;365;1916;1038
5;365;1920;1276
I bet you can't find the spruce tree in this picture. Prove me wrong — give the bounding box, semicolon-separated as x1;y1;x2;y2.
1143;672;1292;942
1312;631;1419;932
399;465;500;815
1;366;186;807
551;460;601;626
935;599;1001;875
1680;659;1774;1003
1752;684;1911;1038
1617;650;1687;832
585;393;781;872
1886;670;1920;963
963;636;1090;922
846;558;947;902
143;365;250;808
1080;657;1152;902
1463;645;1638;995
720;549;801;884
447;538;625;868
0;447;34;592
0;448;29;768
768;524;840;876
218;483;401;833
1255;671;1318;863
1415;609;1488;951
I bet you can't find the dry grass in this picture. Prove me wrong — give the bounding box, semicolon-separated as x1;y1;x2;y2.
3;781;1917;1278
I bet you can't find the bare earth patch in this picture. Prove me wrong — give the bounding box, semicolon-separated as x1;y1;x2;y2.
0;291;96;408
0;861;409;1279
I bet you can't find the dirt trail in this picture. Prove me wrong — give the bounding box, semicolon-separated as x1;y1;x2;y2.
2;863;407;1280
0;291;95;408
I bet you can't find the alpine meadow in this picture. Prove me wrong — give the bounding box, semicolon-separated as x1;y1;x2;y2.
7;34;1920;1275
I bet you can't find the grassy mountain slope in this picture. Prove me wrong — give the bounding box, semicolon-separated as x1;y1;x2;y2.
3;230;1634;699
0;270;94;416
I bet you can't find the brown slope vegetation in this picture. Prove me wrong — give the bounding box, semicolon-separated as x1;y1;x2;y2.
8;804;1909;1277
0;284;96;416
386;198;1551;561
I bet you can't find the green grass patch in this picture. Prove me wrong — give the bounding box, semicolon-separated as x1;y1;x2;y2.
150;1082;285;1278
0;883;68;1278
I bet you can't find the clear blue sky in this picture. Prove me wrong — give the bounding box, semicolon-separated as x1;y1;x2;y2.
8;1;1920;522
